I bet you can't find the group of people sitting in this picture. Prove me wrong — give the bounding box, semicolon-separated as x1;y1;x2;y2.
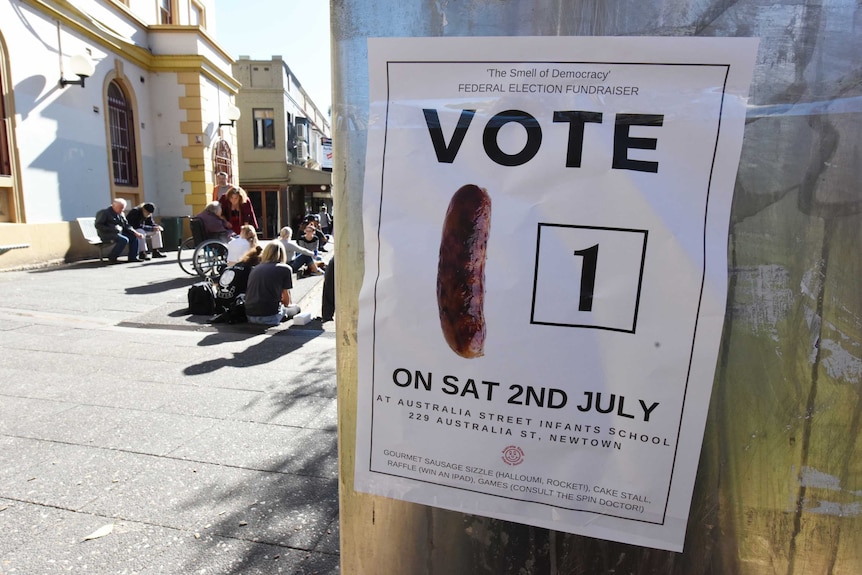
94;198;168;264
212;223;333;326
94;179;334;327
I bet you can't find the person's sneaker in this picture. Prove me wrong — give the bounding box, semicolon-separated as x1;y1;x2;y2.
107;257;121;265
151;250;167;258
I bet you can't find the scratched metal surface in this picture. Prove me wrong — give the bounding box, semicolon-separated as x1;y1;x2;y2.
332;1;862;573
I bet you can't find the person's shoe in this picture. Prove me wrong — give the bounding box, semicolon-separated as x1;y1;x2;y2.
139;252;151;260
151;250;167;258
319;247;328;253
107;256;121;265
128;256;141;262
310;269;324;276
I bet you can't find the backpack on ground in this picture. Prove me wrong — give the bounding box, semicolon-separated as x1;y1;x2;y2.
187;281;217;315
211;293;247;325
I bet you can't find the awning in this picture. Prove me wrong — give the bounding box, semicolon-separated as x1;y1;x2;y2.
287;165;332;186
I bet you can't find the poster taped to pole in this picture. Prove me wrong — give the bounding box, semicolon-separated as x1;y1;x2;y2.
355;36;757;552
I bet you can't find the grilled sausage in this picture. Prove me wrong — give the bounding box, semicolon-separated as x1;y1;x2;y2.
437;184;492;358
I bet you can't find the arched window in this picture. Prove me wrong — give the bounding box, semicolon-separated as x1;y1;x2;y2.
0;75;9;177
213;139;233;183
107;81;138;186
0;31;19;223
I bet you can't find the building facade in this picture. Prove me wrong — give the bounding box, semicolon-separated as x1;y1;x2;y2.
0;0;239;268
232;56;331;239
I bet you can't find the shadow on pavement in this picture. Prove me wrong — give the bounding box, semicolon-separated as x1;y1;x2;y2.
25;260;109;272
125;276;200;295
183;330;326;375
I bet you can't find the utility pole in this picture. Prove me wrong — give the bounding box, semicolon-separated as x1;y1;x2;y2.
331;1;862;573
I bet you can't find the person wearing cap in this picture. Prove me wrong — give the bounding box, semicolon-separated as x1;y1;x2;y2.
127;202;167;260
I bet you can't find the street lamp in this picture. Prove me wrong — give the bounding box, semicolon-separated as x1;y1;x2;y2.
219;105;241;128
60;54;95;88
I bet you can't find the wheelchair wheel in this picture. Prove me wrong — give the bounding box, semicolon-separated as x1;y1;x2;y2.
177;237;197;276
192;239;229;278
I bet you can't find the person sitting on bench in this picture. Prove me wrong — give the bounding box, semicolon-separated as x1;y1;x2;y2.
127;202;167;260
94;198;144;264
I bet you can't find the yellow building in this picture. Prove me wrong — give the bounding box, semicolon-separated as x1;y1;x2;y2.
232;56;332;238
0;0;239;269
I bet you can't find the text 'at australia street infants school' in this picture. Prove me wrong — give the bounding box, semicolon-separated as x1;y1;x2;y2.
382;368;667;446
356;36;757;552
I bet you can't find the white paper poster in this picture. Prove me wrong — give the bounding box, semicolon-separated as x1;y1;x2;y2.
355;36;756;552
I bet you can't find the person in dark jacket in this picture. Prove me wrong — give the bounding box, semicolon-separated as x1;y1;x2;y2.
126;202;166;260
218;188;258;236
94;198;144;264
195;202;233;243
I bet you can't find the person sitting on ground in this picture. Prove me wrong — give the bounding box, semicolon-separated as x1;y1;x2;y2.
215;245;262;311
226;224;259;265
126;202;167;260
218;187;258;236
296;222;327;263
94;198;144;264
303;216;330;252
244;242;301;326
195;202;233;243
278;227;323;276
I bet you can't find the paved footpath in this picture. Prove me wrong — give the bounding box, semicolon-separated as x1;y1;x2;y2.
0;252;339;574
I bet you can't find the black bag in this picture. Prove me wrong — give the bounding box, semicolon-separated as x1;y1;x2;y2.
187;281;216;315
210;294;247;324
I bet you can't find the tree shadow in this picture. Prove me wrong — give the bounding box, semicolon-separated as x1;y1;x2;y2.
173;362;340;574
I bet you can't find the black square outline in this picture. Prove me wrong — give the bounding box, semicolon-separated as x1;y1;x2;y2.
529;223;649;333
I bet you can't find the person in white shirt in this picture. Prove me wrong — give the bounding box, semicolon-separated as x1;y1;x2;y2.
226;225;258;265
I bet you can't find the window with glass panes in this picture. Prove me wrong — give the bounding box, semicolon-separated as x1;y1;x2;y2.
107;81;138;186
159;0;173;24
253;109;275;148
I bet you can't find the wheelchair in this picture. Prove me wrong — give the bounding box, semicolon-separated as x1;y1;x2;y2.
176;217;229;278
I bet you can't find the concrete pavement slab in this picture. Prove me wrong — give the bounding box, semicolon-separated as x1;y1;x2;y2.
138;532;311;575
228;392;333;427
169;420;305;472
0;437;59;483
12;404;219;457
2;443;157;511
0;501;187;574
314;517;341;555
81;457;339;550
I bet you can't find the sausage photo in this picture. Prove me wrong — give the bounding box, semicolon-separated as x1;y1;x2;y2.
437;184;492;358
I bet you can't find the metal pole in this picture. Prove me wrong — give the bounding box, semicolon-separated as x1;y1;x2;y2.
331;1;862;572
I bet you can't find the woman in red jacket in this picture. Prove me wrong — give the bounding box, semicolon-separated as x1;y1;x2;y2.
218;187;259;236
